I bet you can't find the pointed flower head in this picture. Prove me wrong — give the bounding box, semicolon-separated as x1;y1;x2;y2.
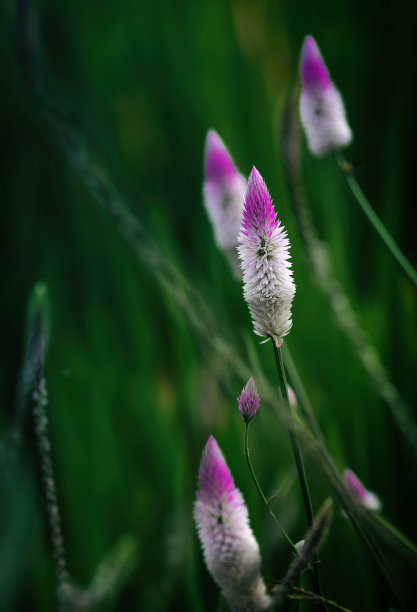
238;377;260;423
194;436;271;611
299;36;352;157
238;167;296;344
203;130;247;277
344;469;381;511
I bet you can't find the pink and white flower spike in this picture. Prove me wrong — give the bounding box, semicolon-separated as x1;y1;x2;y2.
238;167;296;345
344;469;381;511
299;36;352;157
203;130;247;278
194;436;271;611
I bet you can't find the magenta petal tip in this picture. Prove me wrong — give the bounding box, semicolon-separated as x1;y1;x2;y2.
344;469;381;511
300;35;331;92
205;130;238;184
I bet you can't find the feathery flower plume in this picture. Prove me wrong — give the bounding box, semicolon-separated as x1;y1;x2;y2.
194;436;271;611
344;469;381;511
299;36;352;157
238;377;260;423
238;167;296;345
203;130;247;277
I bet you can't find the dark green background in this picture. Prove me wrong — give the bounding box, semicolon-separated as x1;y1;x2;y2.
1;0;416;610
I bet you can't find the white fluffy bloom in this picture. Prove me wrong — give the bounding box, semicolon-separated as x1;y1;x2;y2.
299;36;352;157
238;166;296;344
203;130;247;277
194;436;271;611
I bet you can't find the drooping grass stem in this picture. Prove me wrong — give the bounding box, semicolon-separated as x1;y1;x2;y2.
244;422;298;555
272;341;325;608
334;151;417;289
373;513;417;559
285;349;412;610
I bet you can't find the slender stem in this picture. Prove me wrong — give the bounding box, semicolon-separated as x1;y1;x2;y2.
289;587;352;612
334;151;417;289
283;346;322;441
244;423;298;555
374;513;417;558
286;350;412;610
272;342;325;608
273;343;314;527
32;373;71;608
294;575;303;612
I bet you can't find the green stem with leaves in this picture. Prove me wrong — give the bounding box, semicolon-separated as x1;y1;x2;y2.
334;151;417;289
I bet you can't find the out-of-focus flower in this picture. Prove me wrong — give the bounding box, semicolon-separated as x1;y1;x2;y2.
194;436;271;611
287;385;297;408
238;377;260;423
299;36;352;157
344;469;381;511
203;130;247;277
238;167;296;345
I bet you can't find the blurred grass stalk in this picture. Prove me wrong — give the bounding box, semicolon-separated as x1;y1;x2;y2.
280;88;417;459
0;282;51;465
5;281;139;611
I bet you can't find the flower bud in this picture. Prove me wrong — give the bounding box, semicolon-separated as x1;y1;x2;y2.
299;36;352;157
194;436;271;611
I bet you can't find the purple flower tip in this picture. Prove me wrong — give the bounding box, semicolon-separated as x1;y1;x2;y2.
205;130;238;184
287;385;297;407
242;167;278;235
344;469;381;511
300;35;331;92
344;469;367;500
238;377;260;423
197;436;235;504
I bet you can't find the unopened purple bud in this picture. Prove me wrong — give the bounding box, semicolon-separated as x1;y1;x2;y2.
238;167;296;344
203;131;247;277
344;469;381;511
194;436;271;610
238;377;260;423
299;35;352;157
287;385;297;407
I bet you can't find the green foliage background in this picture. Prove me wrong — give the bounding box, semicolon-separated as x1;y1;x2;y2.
1;0;416;610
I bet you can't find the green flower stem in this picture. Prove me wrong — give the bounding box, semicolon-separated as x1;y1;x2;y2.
285;349;411;610
272;342;325;608
334;151;417;289
273;343;314;527
244;423;298;555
